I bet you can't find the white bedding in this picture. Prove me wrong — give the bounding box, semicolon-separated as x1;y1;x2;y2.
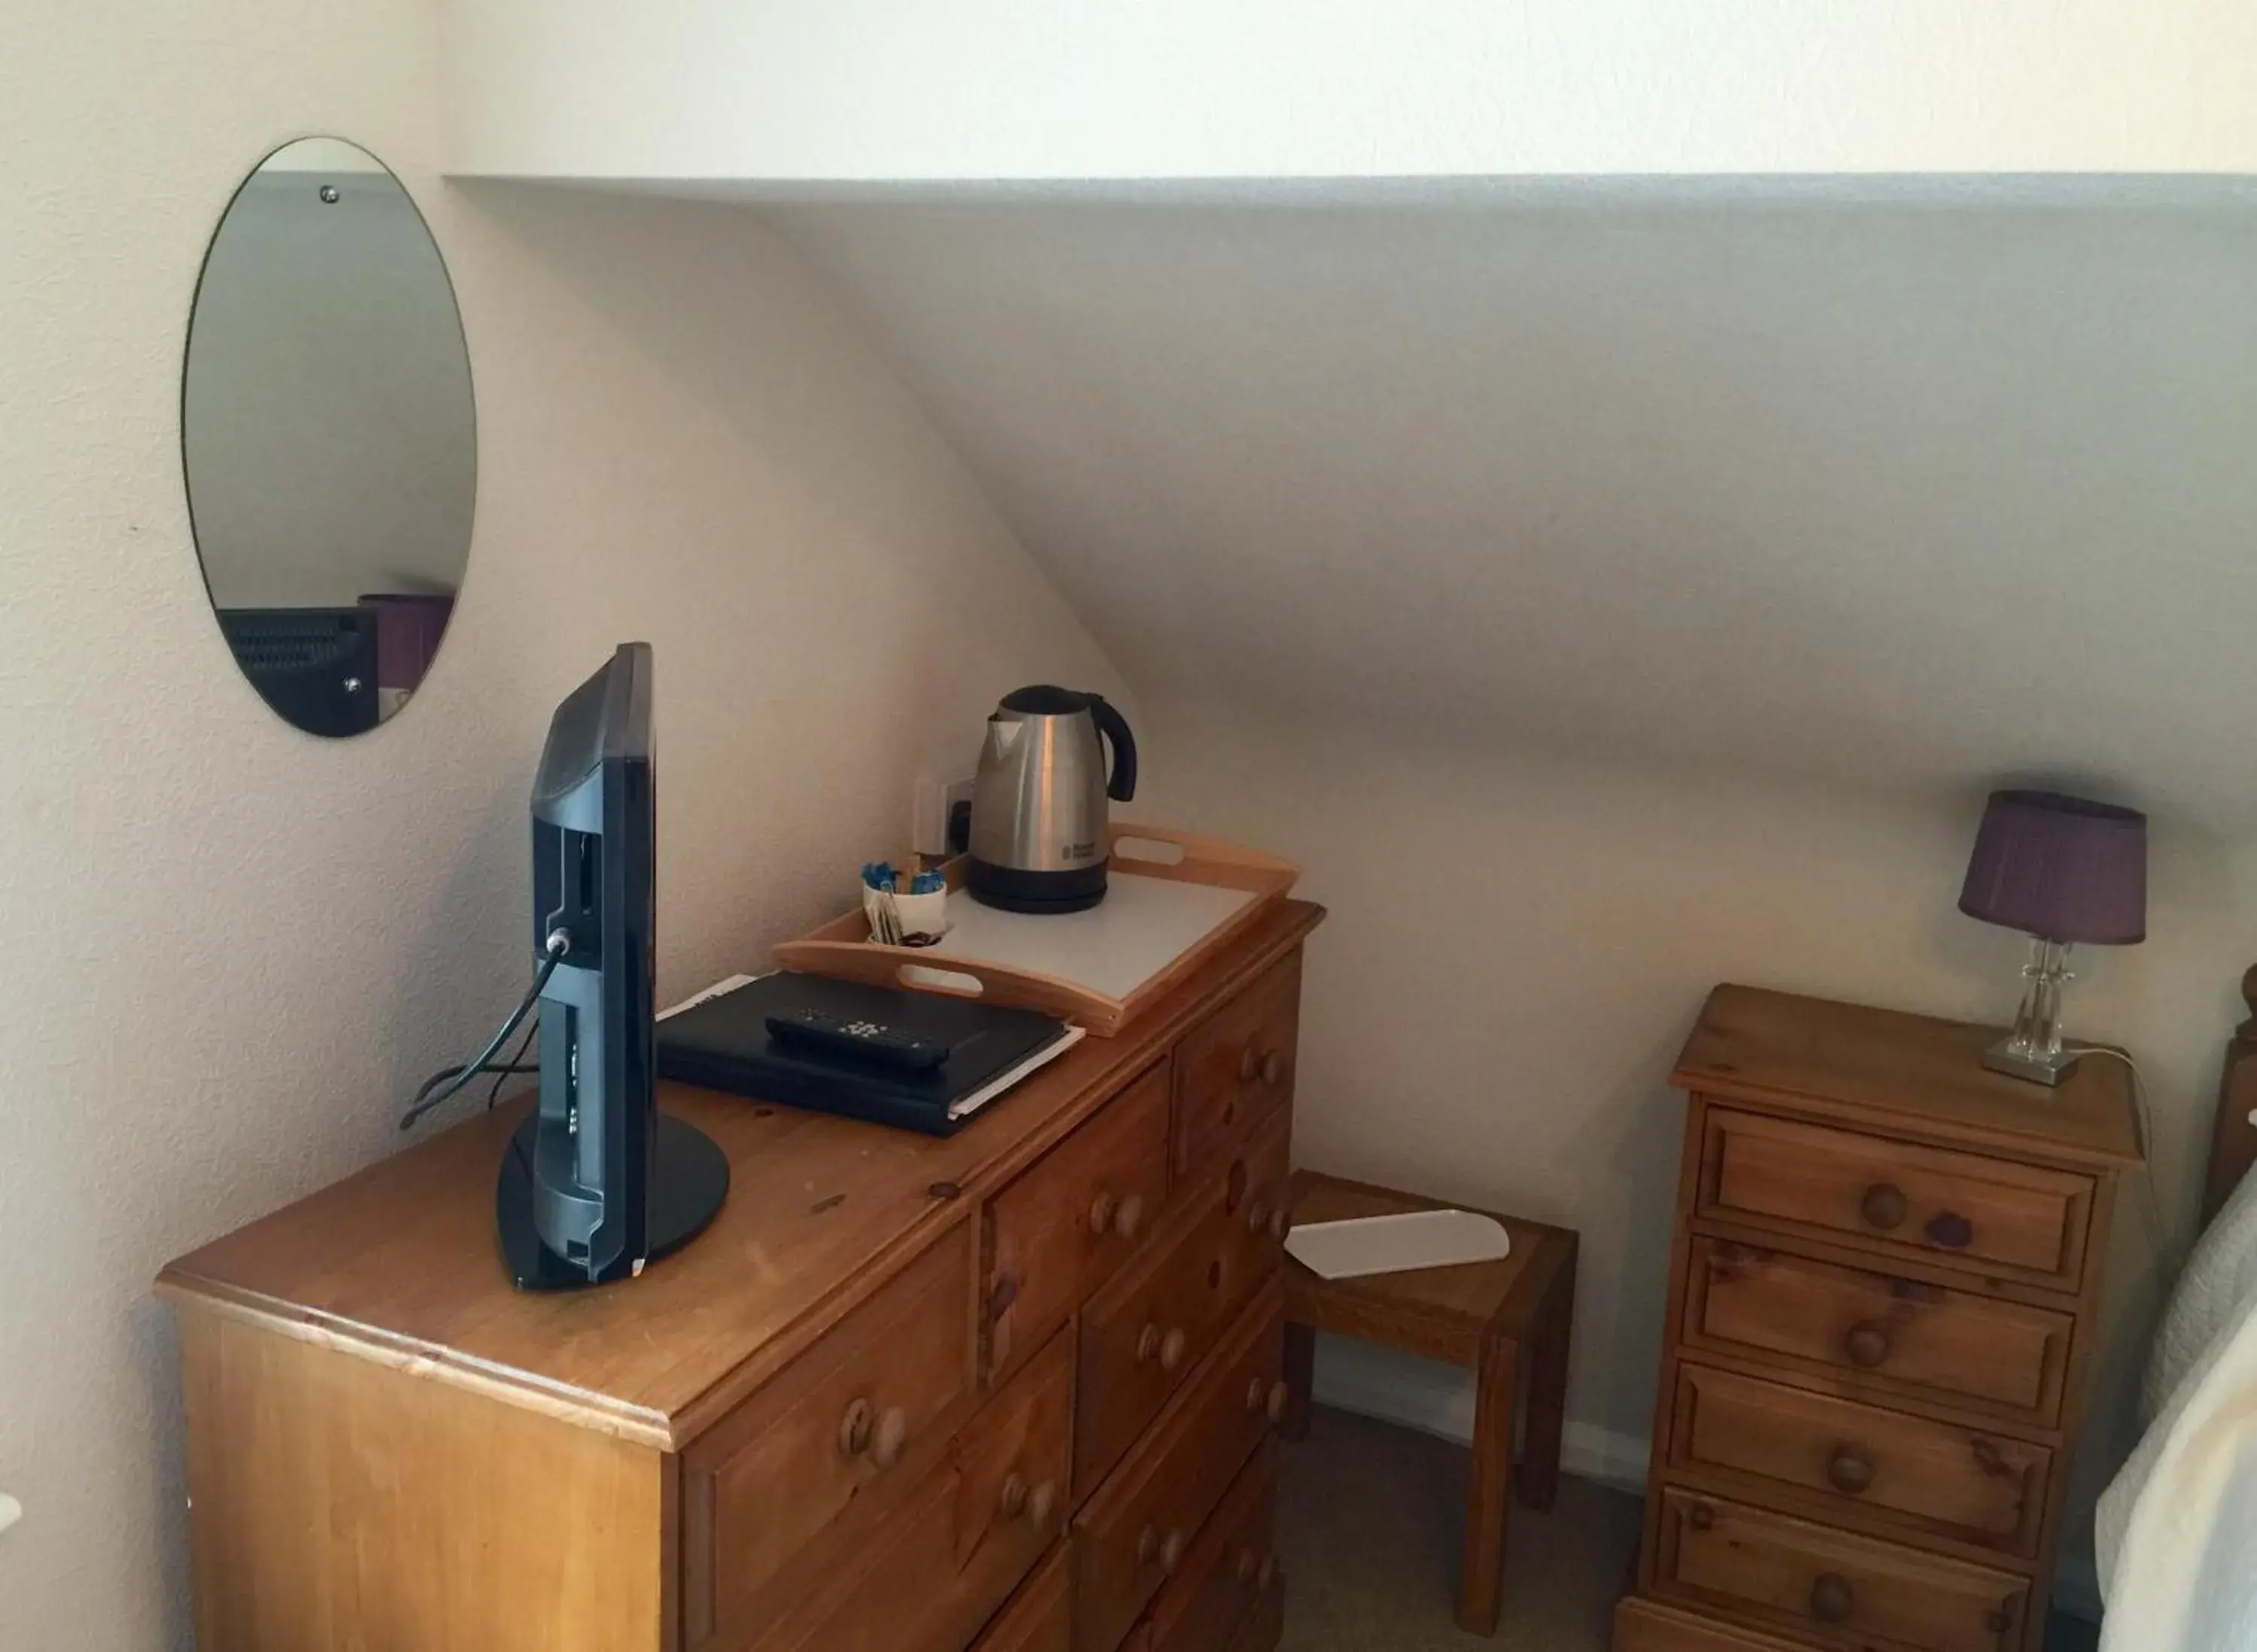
2097;1165;2257;1650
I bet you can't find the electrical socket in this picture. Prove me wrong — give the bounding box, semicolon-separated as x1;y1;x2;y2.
912;773;978;859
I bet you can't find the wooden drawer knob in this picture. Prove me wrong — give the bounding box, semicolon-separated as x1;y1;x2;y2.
1262;1050;1285;1087
1092;1191;1145;1241
1826;1446;1875;1496
870;1406;909;1470
1160;1327;1187;1372
1265;1380;1291;1424
1236;1548;1260;1587
838;1398;874;1458
1028;1479;1056;1528
1924;1210;1976;1250
998;1473;1028;1520
1269;1207;1290;1242
1160;1528;1186;1575
1138;1323;1162;1364
1246;1199;1270;1236
1138;1323;1186;1369
1860;1183;1908;1231
1843;1322;1894;1368
1238;1046;1260;1083
1686;1502;1715;1532
1809;1572;1855;1625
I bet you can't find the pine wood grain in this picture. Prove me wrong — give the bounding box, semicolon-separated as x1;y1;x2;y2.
157;900;1325;1450
1701;1109;2095;1287
1075;1282;1285;1652
970;1544;1072;1652
1669;1363;2050;1557
1674;985;2140;1171
181;1310;671;1652
985;1058;1173;1384
1654;1490;2028;1652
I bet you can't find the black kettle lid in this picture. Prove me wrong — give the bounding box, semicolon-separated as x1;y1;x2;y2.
999;685;1092;716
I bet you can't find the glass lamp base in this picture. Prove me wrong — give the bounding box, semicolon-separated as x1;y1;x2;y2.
1982;1036;2082;1086
1984;936;2080;1087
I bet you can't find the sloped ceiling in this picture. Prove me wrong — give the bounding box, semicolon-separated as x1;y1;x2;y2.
764;182;2257;829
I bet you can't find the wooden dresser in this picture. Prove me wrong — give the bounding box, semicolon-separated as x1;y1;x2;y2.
1614;985;2142;1652
156;898;1324;1652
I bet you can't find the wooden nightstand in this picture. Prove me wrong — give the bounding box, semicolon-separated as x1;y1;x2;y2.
1614;985;2143;1652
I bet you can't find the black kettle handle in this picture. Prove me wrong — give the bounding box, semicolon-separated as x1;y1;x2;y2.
1086;693;1138;803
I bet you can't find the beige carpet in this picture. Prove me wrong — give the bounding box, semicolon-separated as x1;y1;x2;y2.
1277;1405;2101;1651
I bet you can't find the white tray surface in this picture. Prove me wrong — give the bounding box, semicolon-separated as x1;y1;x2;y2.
919;875;1255;1003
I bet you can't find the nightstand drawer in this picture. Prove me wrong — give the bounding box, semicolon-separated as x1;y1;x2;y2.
1683;1238;2071;1423
1701;1110;2096;1287
1671;1364;2052;1556
1655;1489;2029;1652
986;1058;1173;1384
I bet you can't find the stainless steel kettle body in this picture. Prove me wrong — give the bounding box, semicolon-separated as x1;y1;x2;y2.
968;685;1138;913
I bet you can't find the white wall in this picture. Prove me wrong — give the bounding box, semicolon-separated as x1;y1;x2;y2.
770;187;2257;833
446;1;2257;184
0;6;1120;1647
1138;709;2255;1600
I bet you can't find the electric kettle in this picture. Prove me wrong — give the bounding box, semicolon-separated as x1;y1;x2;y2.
968;685;1138;913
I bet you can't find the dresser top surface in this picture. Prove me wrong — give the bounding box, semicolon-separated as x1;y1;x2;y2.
1674;983;2143;1170
157;899;1325;1450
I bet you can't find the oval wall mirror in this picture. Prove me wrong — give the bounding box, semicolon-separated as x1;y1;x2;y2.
183;137;475;736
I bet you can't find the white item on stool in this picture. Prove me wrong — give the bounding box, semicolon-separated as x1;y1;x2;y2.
1286;1209;1511;1280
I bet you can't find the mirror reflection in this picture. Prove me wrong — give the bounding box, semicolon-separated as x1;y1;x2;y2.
183;137;475;736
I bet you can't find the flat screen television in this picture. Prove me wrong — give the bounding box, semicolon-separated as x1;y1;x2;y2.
496;642;728;1289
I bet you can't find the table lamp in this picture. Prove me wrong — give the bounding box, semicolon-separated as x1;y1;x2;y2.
1958;789;2146;1085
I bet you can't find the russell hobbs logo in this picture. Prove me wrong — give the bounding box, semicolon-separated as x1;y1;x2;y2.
1065;841;1098;860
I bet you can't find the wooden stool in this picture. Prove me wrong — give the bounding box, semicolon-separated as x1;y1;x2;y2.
1279;1171;1578;1637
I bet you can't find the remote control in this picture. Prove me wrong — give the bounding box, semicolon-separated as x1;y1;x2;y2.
765;1009;952;1073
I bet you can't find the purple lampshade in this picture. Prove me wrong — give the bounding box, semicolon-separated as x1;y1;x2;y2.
1958;790;2147;945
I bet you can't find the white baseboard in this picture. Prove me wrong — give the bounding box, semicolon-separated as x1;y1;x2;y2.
1307;1332;1651;1493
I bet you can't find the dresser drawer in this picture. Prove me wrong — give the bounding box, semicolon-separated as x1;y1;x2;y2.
683;1225;976;1646
1076;1281;1286;1652
1174;952;1300;1180
1077;1113;1291;1490
1683;1237;2072;1423
748;1323;1072;1652
971;1544;1071;1652
1654;1489;2029;1652
986;1059;1173;1383
1141;1437;1278;1652
1614;1597;1814;1652
1670;1364;2052;1556
1701;1109;2097;1287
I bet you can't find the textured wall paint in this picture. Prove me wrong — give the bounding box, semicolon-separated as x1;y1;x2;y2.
443;1;2257;183
770;187;2257;831
1136;709;2257;1594
0;7;1120;1647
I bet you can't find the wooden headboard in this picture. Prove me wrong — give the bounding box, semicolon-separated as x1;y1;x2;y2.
2205;964;2257;1224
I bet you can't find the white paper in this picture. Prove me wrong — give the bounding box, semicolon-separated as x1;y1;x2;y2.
1285;1209;1511;1280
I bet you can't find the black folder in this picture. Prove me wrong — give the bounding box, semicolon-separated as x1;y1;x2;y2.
654;971;1080;1137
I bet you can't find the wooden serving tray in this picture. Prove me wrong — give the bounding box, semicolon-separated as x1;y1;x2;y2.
774;826;1299;1037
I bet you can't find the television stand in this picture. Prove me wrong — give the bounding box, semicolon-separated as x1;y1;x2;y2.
495;1110;729;1291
